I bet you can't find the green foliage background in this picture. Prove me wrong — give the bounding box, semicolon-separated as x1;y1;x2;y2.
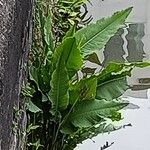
22;1;150;150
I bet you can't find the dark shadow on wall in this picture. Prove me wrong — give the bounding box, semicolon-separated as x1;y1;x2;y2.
102;23;145;66
126;23;145;62
101;23;150;92
102;28;125;66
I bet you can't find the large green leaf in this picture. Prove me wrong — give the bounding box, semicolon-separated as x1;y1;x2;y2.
75;7;132;56
50;37;83;110
96;63;130;101
69;76;97;104
66;99;128;128
53;37;82;71
97;77;128;101
49;61;69;111
96;62;150;100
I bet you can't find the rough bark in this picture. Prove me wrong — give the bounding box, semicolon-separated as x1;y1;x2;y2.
0;0;33;149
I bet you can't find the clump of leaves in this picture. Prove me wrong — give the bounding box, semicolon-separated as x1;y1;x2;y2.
25;1;150;150
52;0;92;42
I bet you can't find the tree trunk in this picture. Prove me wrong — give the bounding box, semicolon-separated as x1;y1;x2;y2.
0;0;33;149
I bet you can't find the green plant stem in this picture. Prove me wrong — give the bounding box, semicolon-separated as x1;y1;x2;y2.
52;97;79;149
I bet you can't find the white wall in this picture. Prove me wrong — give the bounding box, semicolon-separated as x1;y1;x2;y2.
87;0;150;98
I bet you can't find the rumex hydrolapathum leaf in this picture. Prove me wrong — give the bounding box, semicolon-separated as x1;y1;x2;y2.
53;37;83;71
96;62;150;100
50;37;83;111
75;7;133;56
64;99;128;128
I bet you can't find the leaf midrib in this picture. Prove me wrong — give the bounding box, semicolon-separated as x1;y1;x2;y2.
97;76;126;88
71;101;125;119
65;38;75;67
55;39;74;109
56;65;62;110
81;11;128;50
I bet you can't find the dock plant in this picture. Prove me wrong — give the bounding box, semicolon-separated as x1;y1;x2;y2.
23;1;150;149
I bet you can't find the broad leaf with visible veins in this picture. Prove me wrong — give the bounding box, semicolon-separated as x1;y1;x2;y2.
96;62;150;100
50;37;83;111
75;7;132;56
62;99;127;128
